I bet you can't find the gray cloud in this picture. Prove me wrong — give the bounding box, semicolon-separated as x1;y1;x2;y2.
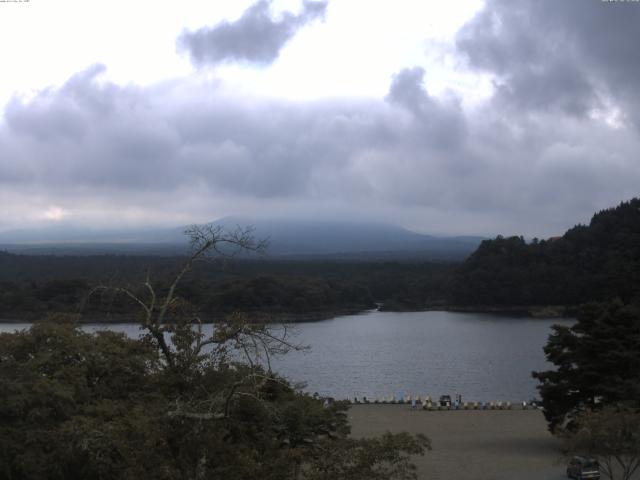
456;0;640;124
4;65;179;190
2;47;640;237
177;0;328;67
386;67;467;151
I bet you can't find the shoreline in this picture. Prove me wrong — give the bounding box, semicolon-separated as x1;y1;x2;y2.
0;304;575;324
0;307;369;325
381;304;575;318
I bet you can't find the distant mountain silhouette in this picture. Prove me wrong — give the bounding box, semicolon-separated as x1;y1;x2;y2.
213;217;482;259
0;218;483;260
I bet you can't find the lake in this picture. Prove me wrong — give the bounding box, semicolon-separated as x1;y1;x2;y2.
0;310;572;402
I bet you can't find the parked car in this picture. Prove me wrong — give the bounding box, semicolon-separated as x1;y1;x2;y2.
566;456;600;479
439;395;451;407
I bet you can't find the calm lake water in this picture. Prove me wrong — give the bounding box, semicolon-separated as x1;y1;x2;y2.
0;310;573;402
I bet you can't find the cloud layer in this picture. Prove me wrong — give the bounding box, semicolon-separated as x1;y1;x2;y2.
177;0;328;67
456;0;640;124
1;0;639;237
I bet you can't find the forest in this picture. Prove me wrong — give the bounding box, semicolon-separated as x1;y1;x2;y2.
0;252;452;321
1;198;640;321
449;198;640;308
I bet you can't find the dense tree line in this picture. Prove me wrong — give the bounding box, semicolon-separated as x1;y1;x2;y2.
0;276;375;321
4;198;640;316
0;254;452;320
193;275;374;314
449;198;640;307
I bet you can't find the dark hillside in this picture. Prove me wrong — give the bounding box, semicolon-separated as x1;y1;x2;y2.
0;253;452;321
449;198;640;307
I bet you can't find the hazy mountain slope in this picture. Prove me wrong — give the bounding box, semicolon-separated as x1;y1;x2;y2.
0;218;483;259
214;217;482;257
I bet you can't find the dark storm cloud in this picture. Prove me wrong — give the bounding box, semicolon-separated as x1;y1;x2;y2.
0;63;482;228
386;67;467;151
2;64;376;197
3;39;640;236
456;0;640;124
177;0;328;67
420;0;640;234
3;65;180;189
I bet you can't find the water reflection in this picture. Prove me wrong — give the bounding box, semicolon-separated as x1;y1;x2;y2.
0;310;573;402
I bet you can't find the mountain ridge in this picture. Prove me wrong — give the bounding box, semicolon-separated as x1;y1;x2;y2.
0;218;484;260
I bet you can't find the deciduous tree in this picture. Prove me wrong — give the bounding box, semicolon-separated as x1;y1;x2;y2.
563;407;640;480
0;224;431;479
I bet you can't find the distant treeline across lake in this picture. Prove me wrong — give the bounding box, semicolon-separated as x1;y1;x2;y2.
1;197;639;325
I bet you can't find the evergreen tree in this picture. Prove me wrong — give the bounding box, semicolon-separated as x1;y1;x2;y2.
533;300;640;432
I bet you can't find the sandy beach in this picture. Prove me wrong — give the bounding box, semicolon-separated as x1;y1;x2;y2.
348;405;566;480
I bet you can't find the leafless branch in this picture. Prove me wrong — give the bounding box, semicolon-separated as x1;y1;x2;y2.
86;224;305;380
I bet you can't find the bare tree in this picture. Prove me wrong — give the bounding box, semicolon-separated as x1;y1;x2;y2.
89;224;304;419
10;223;431;480
563;407;640;480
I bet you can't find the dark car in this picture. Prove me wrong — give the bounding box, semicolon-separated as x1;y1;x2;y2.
566;456;600;480
439;395;452;407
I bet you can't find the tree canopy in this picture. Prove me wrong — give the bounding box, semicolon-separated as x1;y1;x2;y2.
562;406;640;480
533;300;640;432
449;198;640;307
0;225;431;479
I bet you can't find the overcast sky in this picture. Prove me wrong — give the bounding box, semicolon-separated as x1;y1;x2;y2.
1;0;639;237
